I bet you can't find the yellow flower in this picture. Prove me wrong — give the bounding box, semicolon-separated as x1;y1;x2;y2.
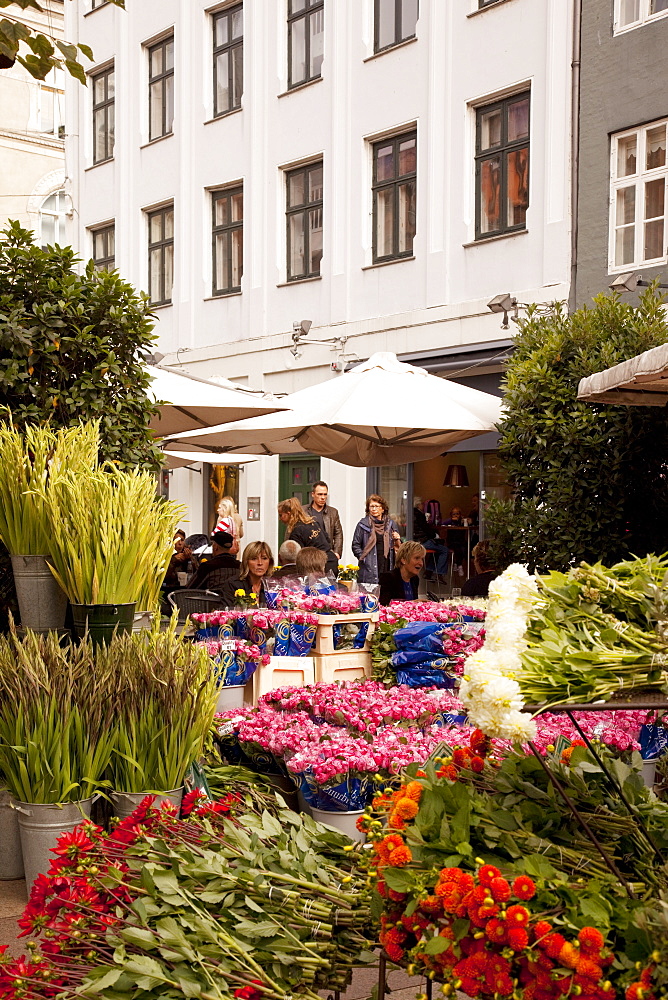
234;589;245;597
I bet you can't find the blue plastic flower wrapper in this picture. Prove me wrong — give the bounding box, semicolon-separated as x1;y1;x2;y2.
273;617;291;656
234;615;250;640
218;622;234;640
435;711;470;728
639;722;668;760
393;622;449;652
391;649;455;667
250;623;269;653
395;667;458;689
214;717;250;767
289;621;317;656
354;623;370;649
358;587;380;613
306;577;337;596
239;741;287;776
195;625;220;641
291;768;370;811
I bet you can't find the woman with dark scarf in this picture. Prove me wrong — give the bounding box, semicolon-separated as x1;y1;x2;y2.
351;494;401;584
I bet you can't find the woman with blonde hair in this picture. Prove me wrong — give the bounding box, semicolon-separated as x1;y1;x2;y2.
379;540;425;606
277;498;337;576
220;540;274;607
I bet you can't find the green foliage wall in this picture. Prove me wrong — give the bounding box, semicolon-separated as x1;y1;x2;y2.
486;288;668;572
0;222;162;470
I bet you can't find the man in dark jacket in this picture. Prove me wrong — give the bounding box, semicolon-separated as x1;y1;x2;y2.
188;531;240;593
304;481;343;559
273;540;301;578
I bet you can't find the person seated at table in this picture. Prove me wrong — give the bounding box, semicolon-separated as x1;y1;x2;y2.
379;541;425;605
296;546;328;581
221;541;274;608
163;531;197;590
461;540;498;598
413;497;449;580
468;494;480;547
273;539;301;578
188;531;240;593
443;506;466;575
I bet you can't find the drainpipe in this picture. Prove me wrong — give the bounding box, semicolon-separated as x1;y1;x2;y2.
569;0;583;313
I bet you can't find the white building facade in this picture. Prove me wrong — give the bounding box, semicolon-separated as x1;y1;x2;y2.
66;0;574;560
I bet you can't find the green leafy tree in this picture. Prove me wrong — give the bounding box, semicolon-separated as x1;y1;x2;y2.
486;287;668;573
0;0;124;82
0;221;162;469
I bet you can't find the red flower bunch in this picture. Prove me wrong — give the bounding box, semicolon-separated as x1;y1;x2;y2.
560;739;587;765
625;964;656;1000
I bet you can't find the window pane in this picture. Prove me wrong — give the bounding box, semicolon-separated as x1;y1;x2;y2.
507;147;529;226
308;207;323;273
231;228;243;285
646;126;666;170
231;191;243;221
216;51;230;113
108;103;114;155
398;137;416;175
401;0;419;39
309;9;324;78
289;213;305;276
94;108;106;161
150;81;163;138
616;185;636;226
108;228;115;256
165;39;174;71
645;177;664;219
507;98;529;142
94;231;105;258
644;219;664;260
288;171;305;207
215;232;229;291
164;243;174;300
164;209;174;239
232;44;243;106
215;195;229;227
215;16;229;46
479;157;501;233
94;74;106;104
165;76;174;133
290;17;306;85
149;247;162;300
150;45;163;77
309;165;323;201
615;226;635;266
617;135;637;177
41;215;55;246
375;187;395;256
150;213;163;243
619;0;640;22
291;0;306;11
107;70;114;98
376;0;395;49
651;0;668;12
376;143;394;181
231;9;243;38
41;89;55;132
398;180;416;253
480;108;502;151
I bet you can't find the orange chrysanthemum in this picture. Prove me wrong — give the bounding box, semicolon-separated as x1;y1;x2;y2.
578;926;605;950
512;875;537;900
403;781;423;802
393;797;419;820
387;844;412;867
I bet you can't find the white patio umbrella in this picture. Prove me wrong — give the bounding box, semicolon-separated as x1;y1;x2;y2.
162;450;259;469
577;341;668;406
146;365;287;437
165;352;503;468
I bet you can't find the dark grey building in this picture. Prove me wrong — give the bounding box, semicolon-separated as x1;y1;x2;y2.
575;0;668;307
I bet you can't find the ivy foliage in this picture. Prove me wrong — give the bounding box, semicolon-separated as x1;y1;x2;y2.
486;287;668;572
0;221;162;470
0;0;124;83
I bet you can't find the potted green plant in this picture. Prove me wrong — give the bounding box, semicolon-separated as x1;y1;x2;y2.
41;465;184;644
0;419;99;630
0;630;116;889
108;621;218;817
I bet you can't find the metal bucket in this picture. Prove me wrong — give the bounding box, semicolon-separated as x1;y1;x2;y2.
16;798;93;892
71;602;136;646
642;756;659;789
10;554;68;631
110;786;184;820
311;807;365;842
216;684;246;712
0;791;24;880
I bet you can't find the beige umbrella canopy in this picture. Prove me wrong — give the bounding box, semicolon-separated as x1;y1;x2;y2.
146;365;288;437
577;341;668;406
166;352;503;468
162;450;258;469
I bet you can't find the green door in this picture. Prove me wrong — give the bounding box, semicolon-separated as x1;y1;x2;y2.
278;455;321;540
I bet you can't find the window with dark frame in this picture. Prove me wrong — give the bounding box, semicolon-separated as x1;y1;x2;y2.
286;161;323;280
475;91;530;240
147;205;174;305
478;0;502;8
92;64;114;164
148;36;174;141
288;0;324;90
91;224;115;271
213;4;243;117
372;131;417;263
91;0;109;8
212;187;243;295
374;0;418;53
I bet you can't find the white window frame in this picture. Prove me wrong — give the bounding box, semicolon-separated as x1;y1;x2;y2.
609;118;668;272
614;0;668;33
38;68;64;136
